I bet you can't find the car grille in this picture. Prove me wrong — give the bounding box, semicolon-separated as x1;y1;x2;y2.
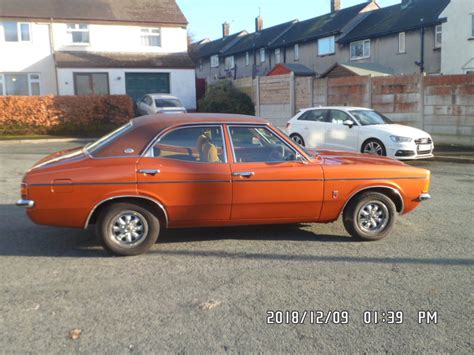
415;138;432;144
417;150;432;155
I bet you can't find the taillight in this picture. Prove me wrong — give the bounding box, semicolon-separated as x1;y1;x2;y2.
21;183;28;199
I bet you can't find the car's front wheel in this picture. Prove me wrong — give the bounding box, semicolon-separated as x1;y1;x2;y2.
96;202;160;256
361;139;386;156
290;133;305;146
343;192;396;241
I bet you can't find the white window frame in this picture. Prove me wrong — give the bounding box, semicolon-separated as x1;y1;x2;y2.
318;35;335;56
225;56;235;70
210;55;219;68
350;39;371;60
435;24;442;48
470;14;474;38
275;48;281;64
398;32;406;53
140;27;161;47
66;24;90;45
0;73;40;96
245;51;250;66
2;22;31;42
260;48;266;63
294;44;299;61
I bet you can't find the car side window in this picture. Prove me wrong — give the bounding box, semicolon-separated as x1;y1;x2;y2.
298;109;327;122
153;126;225;163
328;110;351;125
229;126;298;163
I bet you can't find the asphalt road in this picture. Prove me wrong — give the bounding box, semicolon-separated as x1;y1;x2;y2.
0;141;472;353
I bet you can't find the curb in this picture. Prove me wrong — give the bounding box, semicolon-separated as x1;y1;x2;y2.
0;138;96;144
431;156;474;164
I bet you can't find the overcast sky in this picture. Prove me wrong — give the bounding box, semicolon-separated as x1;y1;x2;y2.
177;0;401;41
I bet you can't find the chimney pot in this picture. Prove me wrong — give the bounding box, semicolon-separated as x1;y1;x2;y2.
331;0;341;12
222;22;230;37
255;16;263;32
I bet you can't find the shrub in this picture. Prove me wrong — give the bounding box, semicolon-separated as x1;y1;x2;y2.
198;80;255;115
0;95;134;136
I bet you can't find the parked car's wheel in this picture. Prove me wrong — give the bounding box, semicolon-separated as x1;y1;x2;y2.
343;192;396;241
290;134;305;146
361;139;386;156
96;202;160;256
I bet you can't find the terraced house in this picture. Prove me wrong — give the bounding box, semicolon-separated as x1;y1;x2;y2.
0;0;196;110
193;0;452;82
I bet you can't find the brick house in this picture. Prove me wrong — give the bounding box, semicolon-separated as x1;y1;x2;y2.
0;0;197;110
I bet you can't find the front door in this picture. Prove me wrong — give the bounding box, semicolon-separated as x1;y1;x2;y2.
136;125;231;224
227;125;324;221
324;109;360;151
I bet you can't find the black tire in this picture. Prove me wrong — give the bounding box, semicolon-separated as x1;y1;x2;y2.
361;138;386;156
290;133;305;147
96;202;160;256
343;192;397;241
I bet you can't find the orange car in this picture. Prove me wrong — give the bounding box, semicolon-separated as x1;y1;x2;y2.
16;114;431;256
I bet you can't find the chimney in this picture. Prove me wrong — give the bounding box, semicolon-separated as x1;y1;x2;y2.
255;16;263;32
222;22;230;37
331;0;341;12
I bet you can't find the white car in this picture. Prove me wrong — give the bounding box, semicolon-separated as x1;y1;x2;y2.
136;94;187;115
286;106;434;160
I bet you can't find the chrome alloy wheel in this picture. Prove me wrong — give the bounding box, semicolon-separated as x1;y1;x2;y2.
363;141;384;155
109;211;149;248
291;135;304;146
357;201;389;233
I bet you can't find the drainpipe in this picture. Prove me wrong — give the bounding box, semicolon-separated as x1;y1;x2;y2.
49;18;60;95
419;26;425;73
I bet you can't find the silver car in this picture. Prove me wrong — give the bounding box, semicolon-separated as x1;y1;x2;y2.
136;94;187;115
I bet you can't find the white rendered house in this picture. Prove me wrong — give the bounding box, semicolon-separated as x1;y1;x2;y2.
0;0;196;110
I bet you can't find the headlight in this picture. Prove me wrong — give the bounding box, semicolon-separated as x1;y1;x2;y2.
390;135;412;143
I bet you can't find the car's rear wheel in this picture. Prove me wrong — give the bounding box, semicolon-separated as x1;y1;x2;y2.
362;139;386;156
290;134;305;146
343;192;396;241
96;202;160;256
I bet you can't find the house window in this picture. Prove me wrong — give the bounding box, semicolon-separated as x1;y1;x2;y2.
318;36;335;56
199;59;203;71
210;55;219;68
74;73;109;95
245;51;250;66
0;73;40;96
470;14;474;37
435;25;442;48
398;32;406;53
141;28;161;47
260;48;265;63
350;39;371;60
225;56;235;69
2;22;30;42
294;44;299;61
67;24;90;44
275;48;281;64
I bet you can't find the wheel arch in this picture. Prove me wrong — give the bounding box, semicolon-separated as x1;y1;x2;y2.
341;186;404;215
361;137;386;153
84;195;168;229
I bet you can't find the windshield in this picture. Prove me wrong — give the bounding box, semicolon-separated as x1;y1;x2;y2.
84;122;133;154
155;98;183;108
349;110;393;126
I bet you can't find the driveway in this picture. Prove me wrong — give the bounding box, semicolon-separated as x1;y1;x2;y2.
0;141;472;353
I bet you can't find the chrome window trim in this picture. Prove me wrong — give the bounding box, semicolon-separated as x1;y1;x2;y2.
84;195;169;229
142;123;231;163
340;185;405;215
83;121;134;157
226;124;305;164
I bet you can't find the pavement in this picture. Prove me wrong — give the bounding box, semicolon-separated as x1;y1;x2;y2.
0;142;473;353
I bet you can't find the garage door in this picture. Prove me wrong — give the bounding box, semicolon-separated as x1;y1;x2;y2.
125;73;170;102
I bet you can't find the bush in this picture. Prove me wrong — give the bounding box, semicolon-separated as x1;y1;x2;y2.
0;95;134;136
198;80;255;115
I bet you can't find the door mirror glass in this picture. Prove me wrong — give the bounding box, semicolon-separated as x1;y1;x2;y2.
343;119;355;128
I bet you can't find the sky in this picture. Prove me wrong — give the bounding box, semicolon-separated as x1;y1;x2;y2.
177;0;401;42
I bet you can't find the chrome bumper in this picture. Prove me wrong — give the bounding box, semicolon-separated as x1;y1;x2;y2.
418;193;431;202
16;199;35;208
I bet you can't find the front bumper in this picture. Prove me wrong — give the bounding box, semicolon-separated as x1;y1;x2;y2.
387;141;434;160
16;199;35;208
418;193;431;201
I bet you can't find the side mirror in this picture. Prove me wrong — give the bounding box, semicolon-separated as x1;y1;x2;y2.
343;119;355;128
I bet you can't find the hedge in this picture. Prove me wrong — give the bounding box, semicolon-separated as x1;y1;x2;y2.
198;80;255;116
0;95;134;136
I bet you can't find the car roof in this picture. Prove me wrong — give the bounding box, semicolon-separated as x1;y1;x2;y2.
301;106;373;111
147;94;180;99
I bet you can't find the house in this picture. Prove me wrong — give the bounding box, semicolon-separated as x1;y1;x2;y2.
0;0;197;110
438;0;474;74
337;0;450;75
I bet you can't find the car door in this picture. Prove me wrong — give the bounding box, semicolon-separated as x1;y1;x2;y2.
293;109;330;148
324;109;360;151
136;125;232;224
227;125;324;221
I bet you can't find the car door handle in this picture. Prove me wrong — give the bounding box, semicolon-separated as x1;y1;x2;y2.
137;169;160;175
232;171;255;178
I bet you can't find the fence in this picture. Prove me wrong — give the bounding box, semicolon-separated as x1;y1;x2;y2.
234;73;474;146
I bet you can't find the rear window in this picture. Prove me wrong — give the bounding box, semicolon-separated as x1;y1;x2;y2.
85;122;133;155
155;98;183;108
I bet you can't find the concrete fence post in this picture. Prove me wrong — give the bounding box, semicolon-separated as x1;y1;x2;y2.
309;77;314;107
255;76;261;116
368;75;373;108
289;72;296;117
324;78;329;106
419;73;425;130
